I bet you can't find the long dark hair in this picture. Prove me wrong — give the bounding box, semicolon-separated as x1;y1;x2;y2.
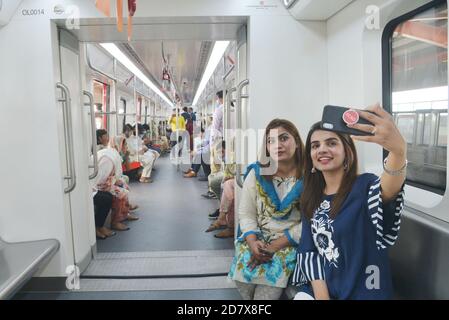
259;119;305;180
301;122;358;220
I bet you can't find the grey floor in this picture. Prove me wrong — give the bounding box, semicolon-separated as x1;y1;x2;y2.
14;289;242;300
97;154;234;252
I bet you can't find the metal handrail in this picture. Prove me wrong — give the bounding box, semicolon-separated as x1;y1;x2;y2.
83;91;99;180
85;45;118;82
93;111;117;115
117;112;137;117
57;83;77;193
223;64;235;81
227;87;237;105
224;87;237;154
235;79;249;188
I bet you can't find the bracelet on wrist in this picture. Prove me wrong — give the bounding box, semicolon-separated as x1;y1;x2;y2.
383;158;408;176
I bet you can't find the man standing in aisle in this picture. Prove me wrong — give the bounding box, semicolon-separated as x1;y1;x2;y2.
209;91;224;174
202;91;224;207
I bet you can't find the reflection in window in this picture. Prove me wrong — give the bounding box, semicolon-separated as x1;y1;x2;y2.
390;2;447;193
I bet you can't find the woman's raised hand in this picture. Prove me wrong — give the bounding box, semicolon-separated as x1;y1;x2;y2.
348;103;406;157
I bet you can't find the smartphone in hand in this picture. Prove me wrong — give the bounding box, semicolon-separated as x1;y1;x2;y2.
321;105;374;136
260;248;274;257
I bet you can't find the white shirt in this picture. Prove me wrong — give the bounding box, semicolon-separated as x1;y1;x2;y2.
209;103;223;144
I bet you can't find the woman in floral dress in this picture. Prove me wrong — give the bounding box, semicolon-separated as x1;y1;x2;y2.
229;119;305;300
292;104;406;299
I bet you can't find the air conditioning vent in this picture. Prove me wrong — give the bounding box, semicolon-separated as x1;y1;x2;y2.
285;0;354;21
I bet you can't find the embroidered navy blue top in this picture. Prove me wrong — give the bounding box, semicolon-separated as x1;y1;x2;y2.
292;173;404;299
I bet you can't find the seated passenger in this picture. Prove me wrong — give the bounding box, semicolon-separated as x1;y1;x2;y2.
292;104;406;300
228;119;304;300
143;136;162;155
206;144;236;238
184;123;211;178
206;178;235;239
206;140;226;201
158;135;170;153
109;135;130;185
109;136;139;212
96;129;109;152
123;124;157;183
97;149;138;230
92;154;116;239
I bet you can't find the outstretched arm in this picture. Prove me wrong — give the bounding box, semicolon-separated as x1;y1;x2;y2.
349;103;407;202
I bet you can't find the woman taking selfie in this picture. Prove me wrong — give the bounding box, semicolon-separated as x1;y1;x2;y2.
292;104;406;300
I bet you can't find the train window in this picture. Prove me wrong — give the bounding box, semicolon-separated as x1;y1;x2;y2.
438;113;447;147
93;80;110;130
396;114;416;143
422;113;435;145
383;0;448;194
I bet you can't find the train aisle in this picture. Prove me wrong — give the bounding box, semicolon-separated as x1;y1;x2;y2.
14;153;241;299
97;153;234;252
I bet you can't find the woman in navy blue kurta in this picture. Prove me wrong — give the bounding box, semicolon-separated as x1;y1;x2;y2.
293;104;407;300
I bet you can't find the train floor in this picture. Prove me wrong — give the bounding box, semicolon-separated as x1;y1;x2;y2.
15;154;241;300
97;153;234;252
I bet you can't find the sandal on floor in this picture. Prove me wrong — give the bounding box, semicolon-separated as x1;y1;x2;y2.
205;221;227;232
127;213;139;221
98;228;115;238
106;231;116;237
129;204;139;211
112;223;130;231
214;228;234;239
96;230;107;240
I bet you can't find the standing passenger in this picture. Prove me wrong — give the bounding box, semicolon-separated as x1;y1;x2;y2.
209;91;224;174
229;119;305;300
169;108;187;157
292;104;406;300
188;107;196;152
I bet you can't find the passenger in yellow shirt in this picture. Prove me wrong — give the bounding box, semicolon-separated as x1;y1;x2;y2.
169;108;186;131
168;108;188;156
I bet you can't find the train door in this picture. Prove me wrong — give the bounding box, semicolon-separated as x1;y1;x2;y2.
55;29;95;272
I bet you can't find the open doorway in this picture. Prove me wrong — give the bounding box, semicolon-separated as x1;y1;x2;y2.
55;16;247;288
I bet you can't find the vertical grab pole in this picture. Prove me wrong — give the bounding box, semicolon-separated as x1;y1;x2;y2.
57;83;77;193
83;91;99;179
176;106;180;170
225;87;237;164
235;79;249;188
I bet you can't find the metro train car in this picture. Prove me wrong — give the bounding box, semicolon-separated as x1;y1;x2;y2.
0;0;447;301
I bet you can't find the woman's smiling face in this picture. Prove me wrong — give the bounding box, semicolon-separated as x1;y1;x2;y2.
310;130;346;173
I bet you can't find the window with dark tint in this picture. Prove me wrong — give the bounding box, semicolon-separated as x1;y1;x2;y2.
385;1;447;194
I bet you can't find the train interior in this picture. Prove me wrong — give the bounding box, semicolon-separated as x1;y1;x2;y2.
0;0;448;300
